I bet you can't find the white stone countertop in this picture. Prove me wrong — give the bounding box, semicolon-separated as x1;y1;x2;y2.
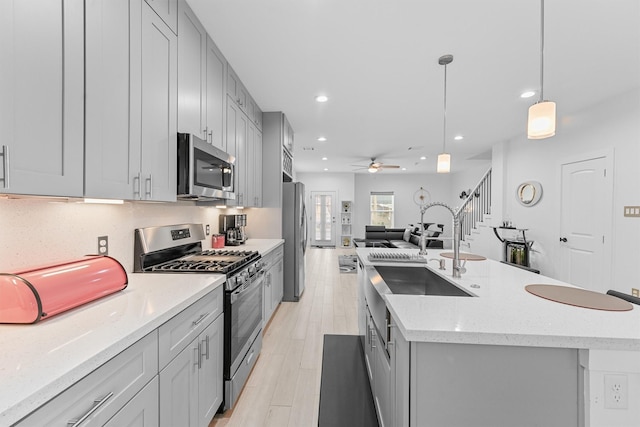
229;238;284;255
357;248;640;351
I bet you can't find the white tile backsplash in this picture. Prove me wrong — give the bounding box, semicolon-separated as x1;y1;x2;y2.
0;198;221;272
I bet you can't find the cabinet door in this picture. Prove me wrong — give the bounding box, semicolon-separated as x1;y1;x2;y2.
262;269;272;325
177;0;206;138
227;65;247;113
254;130;263;207
140;2;177;202
246;122;256;207
374;339;392;427
105;377;159;427
198;315;224;427
364;310;375;382
227;102;248;206
273;257;284;305
391;322;410;427
144;0;177;34
85;0;138;199
205;36;227;150
160;340;199;427
0;0;84;197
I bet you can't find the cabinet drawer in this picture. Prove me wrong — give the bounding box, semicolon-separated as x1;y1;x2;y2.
262;245;284;268
17;331;158;426
158;286;223;369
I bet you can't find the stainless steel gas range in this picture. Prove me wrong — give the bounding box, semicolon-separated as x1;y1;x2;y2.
134;223;264;412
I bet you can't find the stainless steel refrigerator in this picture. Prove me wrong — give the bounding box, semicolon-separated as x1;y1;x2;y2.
282;182;307;301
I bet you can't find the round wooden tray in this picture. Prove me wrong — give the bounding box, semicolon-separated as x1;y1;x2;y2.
525;284;633;311
439;252;487;261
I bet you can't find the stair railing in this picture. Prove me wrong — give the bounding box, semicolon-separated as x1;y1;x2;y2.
456;168;492;241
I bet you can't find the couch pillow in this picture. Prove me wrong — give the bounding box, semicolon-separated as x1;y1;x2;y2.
403;228;411;242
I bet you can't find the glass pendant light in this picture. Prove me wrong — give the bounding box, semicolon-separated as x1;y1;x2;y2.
528;0;556;139
437;54;453;173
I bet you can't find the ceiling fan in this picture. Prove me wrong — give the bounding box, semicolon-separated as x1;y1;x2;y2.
352;158;400;173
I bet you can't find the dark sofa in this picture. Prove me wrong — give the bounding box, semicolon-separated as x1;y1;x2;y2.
354;224;444;249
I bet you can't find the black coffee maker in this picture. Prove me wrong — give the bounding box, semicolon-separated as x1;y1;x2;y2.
219;214;247;246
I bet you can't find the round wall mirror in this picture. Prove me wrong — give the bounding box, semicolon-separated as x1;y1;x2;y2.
516;181;542;206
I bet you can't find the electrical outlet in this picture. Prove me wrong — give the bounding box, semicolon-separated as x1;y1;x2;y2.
623;206;640;217
205;224;210;235
98;236;109;256
632;288;639;298
604;374;628;409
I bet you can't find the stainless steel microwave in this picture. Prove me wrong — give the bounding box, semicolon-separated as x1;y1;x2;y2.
177;133;235;200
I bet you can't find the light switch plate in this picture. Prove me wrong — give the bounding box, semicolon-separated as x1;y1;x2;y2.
623;206;640;217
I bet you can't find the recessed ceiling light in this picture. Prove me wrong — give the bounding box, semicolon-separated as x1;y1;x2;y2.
454;135;464;141
315;95;329;103
420;156;427;160
402;168;407;171
317;136;327;142
323;168;329;171
520;91;536;99
322;157;327;161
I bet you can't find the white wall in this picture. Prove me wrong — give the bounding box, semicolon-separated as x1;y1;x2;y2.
353;173;454;243
0;199;222;272
474;89;640;292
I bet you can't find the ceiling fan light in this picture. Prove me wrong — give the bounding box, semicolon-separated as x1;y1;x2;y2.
527;100;556;139
368;166;378;173
437;153;451;174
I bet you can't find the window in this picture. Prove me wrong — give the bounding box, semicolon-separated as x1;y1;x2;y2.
370;192;394;227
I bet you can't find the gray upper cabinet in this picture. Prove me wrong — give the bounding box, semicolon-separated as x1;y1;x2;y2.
177;1;227;151
0;0;84;197
144;0;178;34
139;1;178;202
177;0;207;140
227;65;248;115
205;36;227;151
86;0;177;202
85;0;137;199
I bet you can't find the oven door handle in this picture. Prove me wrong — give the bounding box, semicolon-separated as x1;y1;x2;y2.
230;275;263;304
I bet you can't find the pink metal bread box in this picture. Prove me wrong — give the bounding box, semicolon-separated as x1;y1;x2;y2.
0;255;128;324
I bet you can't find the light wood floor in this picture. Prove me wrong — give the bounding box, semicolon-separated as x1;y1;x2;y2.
210;247;359;427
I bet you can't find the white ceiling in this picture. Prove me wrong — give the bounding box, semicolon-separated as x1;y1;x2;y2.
187;0;640;174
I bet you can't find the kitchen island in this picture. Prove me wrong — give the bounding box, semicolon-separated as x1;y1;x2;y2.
357;247;640;427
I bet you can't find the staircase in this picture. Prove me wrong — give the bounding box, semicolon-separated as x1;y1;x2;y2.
457;168;492;243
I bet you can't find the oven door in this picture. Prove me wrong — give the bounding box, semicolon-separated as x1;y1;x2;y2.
224;270;264;378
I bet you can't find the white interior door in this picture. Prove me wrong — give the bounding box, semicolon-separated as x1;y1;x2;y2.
311;191;336;247
560;156;611;293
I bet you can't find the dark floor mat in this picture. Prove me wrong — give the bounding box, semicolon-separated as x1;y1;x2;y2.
318;335;379;427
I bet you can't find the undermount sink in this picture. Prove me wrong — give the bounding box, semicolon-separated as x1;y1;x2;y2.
374;265;472;297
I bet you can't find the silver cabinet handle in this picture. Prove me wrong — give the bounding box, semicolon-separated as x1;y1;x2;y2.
246;348;255;366
133;173;141;198
67;392;114;427
145;174;152;199
192;313;209;327
194;343;202;369
208;131;213;144
202;335;210;360
1;145;9;189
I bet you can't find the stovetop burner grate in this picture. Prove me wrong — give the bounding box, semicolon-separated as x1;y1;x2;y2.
149;249;260;274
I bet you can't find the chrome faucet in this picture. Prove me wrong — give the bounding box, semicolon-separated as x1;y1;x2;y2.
421;202;464;278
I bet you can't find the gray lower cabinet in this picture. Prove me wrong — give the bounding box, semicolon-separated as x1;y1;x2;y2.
159;314;223;427
16;288;224;427
364;303;393;427
159;287;224;427
0;0;84;197
262;245;284;326
16;331;158;426
85;0;176;201
104;377;160;427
